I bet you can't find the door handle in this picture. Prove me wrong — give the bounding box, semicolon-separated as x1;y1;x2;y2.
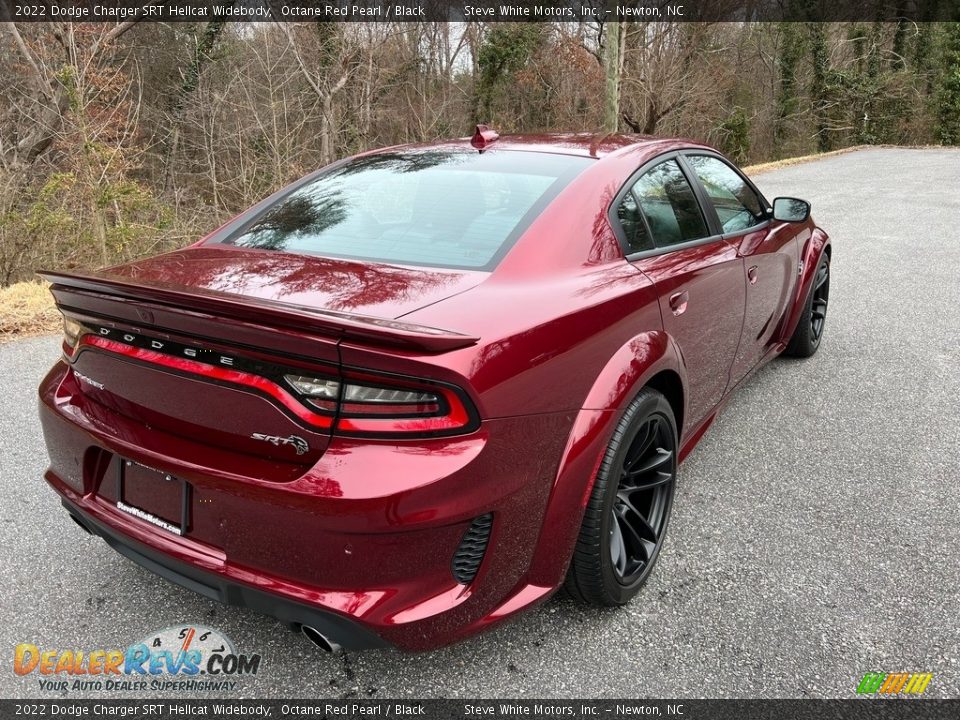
747;265;759;284
669;291;689;316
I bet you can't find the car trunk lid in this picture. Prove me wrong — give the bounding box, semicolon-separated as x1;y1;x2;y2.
40;253;481;468
104;246;487;320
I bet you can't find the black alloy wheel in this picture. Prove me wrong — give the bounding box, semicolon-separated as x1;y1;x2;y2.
609;414;676;584
565;388;678;606
785;254;831;358
810;259;830;342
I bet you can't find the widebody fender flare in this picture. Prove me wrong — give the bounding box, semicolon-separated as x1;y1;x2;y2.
779;226;831;345
524;330;685;588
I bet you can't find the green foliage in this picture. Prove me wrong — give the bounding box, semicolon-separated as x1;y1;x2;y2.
717;107;751;163
7;169;172;272
23;175;78;241
775;22;805;149
806;22;917;150
476;25;544;121
891;18;908;70
824;24;906;145
936;23;960;144
173;19;230;113
54;64;80;112
808;22;832;152
315;21;343;69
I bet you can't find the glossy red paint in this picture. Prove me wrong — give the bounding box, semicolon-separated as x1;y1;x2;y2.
37;133;829;651
74;335;335;429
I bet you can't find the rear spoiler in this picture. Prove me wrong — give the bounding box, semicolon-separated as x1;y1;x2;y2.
38;269;479;354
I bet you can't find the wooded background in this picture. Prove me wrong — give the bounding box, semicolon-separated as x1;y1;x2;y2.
2;20;959;286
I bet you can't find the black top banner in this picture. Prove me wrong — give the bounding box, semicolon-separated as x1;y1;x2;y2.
2;0;959;23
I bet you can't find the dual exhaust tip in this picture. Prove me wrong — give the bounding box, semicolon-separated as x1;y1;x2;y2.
299;624;342;653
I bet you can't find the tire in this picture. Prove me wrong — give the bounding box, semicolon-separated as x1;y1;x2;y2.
785;254;830;358
564;387;677;606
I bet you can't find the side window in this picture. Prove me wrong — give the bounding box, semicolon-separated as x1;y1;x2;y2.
616;191;654;253
685;155;766;233
629;159;709;248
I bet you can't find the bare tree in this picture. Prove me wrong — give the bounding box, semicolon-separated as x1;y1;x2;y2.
0;19;953;285
2;20;139;169
281;23;358;164
601;20;622;132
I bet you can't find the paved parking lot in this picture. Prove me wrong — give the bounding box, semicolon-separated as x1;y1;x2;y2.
1;148;958;699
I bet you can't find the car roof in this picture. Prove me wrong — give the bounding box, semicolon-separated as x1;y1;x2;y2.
365;133;709;161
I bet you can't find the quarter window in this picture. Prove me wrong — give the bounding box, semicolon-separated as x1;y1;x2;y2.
616;191;655;253
685;155;766;233
625;159;709;249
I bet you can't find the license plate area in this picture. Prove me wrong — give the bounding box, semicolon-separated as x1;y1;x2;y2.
115;459;190;536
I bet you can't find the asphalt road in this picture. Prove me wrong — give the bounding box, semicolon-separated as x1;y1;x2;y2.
1;148;958;700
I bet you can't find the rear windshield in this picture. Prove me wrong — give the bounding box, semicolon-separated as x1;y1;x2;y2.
215;150;591;270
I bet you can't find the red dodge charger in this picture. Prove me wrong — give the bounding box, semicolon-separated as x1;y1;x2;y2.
38;129;831;652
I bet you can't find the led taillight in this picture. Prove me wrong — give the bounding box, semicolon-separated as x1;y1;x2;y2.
339;400;441;416
284;374;339;413
339;384;441;416
67;322;478;438
283;371;476;437
62;315;87;355
284;374;443;416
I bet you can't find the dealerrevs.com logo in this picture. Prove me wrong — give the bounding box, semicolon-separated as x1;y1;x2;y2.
14;625;261;693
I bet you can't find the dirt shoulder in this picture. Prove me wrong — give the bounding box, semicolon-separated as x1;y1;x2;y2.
0;282;60;344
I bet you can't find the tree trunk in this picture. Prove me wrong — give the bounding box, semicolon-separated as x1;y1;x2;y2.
320;94;333;165
93;205;109;267
3;20;139;169
163;19;230;192
808;23;831;152
603;21;621;133
775;22;802;153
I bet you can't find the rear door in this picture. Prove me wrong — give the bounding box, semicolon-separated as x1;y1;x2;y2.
682;153;800;385
613;155;746;432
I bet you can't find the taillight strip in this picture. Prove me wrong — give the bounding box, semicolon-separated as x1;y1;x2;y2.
336;386;471;434
75;335;334;429
69;330;479;438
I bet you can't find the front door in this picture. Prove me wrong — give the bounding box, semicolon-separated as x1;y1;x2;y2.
682;154;800;384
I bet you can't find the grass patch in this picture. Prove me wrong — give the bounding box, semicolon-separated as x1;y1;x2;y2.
743;146;868;175
0;281;59;343
743;144;956;175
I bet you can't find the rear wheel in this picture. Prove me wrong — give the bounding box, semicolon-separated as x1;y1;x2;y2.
564;388;677;606
785;255;830;357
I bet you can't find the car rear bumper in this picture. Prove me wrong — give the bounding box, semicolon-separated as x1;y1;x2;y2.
39;361;573;651
60;495;388;650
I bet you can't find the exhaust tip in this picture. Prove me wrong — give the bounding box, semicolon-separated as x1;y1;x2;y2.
300;624;342;653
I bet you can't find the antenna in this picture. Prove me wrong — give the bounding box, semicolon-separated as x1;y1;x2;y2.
471;124;499;151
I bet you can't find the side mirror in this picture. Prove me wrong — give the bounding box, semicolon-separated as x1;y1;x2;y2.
772;197;811;223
